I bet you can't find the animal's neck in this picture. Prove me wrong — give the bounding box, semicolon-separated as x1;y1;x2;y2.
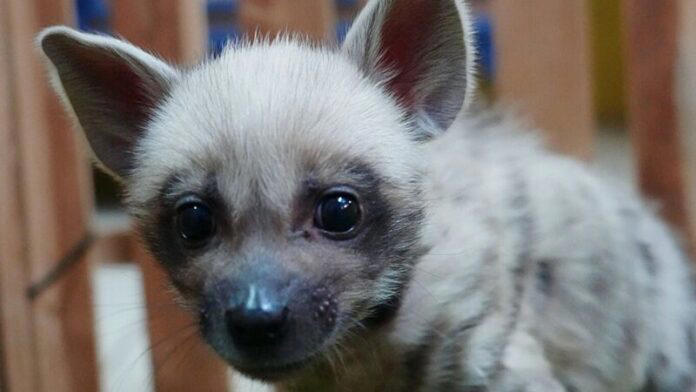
277;332;404;392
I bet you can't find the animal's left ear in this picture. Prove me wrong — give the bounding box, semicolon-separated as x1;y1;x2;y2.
342;0;476;138
37;26;178;180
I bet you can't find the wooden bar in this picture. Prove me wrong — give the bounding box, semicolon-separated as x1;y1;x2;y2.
37;1;101;390
491;0;595;160
238;0;338;41
5;0;100;391
0;1;38;390
6;2;62;389
622;0;694;251
676;0;696;255
36;0;99;391
113;0;207;65
111;2;230;390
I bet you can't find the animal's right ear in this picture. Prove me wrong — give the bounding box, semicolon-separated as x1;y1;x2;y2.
342;0;476;139
37;26;178;180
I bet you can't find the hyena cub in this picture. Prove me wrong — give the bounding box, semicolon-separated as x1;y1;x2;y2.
38;0;696;390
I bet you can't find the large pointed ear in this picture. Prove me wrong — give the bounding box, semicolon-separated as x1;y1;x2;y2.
342;0;476;138
37;26;178;179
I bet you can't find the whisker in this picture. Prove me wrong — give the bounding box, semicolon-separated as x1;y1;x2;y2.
144;328;200;390
112;322;197;392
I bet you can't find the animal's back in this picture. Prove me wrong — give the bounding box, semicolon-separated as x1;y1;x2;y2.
390;113;696;391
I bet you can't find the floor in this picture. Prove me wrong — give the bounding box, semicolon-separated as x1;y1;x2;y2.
93;128;635;392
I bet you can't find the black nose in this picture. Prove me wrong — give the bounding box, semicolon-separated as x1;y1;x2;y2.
225;284;289;348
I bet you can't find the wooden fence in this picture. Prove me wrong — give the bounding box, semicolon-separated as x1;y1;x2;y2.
0;0;693;391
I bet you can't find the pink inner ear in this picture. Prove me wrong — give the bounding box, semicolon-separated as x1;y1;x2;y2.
379;0;438;108
75;45;155;123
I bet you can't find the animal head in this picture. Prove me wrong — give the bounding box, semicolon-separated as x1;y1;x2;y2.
38;0;475;381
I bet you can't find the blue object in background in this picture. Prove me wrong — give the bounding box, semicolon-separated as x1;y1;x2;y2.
207;0;238;14
336;0;358;7
473;12;495;81
207;0;241;55
209;25;241;56
336;20;352;43
76;0;110;32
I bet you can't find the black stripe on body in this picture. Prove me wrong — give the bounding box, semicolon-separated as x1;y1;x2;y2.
687;324;696;366
434;319;485;392
404;327;441;392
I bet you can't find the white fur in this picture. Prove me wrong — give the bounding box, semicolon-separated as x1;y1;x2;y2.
130;38;421;212
390;115;696;390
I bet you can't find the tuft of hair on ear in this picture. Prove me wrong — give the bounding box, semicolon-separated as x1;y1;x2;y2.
342;0;477;139
37;26;179;180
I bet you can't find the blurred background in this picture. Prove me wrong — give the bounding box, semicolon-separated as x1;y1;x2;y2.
1;1;694;392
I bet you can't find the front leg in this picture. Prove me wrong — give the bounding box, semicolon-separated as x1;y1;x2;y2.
488;331;566;392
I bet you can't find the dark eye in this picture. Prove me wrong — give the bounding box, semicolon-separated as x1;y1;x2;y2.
314;192;361;236
177;202;215;247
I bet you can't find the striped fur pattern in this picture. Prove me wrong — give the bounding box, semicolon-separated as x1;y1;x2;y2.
37;0;696;390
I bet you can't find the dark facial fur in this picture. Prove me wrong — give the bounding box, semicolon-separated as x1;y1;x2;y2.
131;158;425;380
